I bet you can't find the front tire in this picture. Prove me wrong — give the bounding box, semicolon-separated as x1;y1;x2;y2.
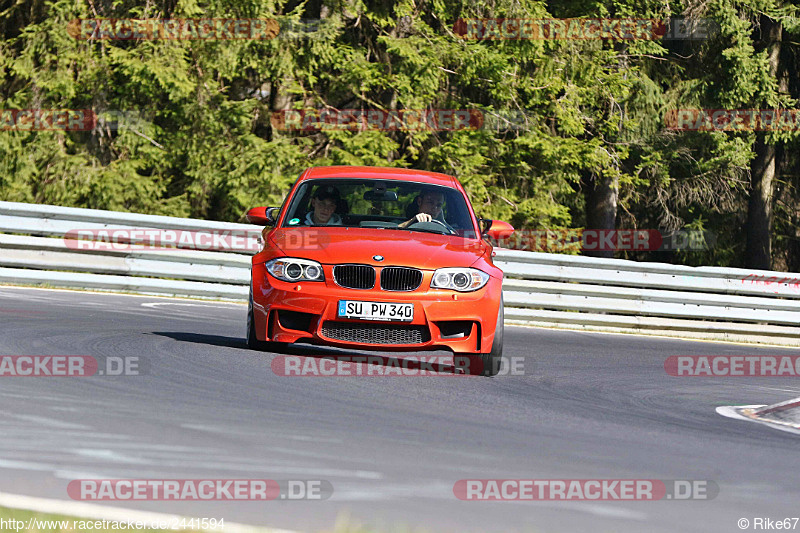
247;289;268;350
458;298;504;377
246;288;286;352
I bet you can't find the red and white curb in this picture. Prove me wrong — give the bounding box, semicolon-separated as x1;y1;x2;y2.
717;397;800;436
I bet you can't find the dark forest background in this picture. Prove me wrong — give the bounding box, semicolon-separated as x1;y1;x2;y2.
1;0;799;269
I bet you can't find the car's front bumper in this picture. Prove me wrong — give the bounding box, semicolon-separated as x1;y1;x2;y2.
251;264;503;354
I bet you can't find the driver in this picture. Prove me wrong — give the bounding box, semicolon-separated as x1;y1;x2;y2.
305;185;343;226
399;189;452;230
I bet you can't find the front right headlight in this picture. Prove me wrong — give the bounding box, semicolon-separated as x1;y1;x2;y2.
431;268;489;292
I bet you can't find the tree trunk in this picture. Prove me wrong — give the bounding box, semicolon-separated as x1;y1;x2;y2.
745;15;782;270
583;173;619;258
746;137;776;269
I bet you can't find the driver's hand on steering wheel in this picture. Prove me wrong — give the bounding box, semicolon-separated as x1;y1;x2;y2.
399;213;432;228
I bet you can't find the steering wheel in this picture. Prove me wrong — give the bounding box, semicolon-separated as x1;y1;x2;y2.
408;219;455;235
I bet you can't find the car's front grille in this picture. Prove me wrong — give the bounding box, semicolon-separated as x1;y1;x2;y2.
333;265;375;289
380;267;423;291
320;322;430;345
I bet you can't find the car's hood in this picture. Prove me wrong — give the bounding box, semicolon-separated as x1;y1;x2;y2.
269;227;487;269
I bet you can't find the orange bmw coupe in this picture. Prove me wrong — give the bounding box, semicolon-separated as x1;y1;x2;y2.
245;166;513;376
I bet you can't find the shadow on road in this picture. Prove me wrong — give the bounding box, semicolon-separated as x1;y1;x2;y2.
152;331;465;375
151;331;247;349
276;343;465;376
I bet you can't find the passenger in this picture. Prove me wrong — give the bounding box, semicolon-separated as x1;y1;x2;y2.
399;189;451;230
305;185;343;226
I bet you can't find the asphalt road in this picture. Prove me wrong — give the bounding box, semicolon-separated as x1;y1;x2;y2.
0;286;799;533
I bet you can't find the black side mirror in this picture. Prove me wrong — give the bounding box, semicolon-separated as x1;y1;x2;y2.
265;207;280;225
246;207;280;226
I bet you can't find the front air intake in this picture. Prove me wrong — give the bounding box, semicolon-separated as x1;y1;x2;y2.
320;322;430;345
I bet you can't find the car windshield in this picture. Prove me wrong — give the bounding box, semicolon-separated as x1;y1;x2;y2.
281;178;477;237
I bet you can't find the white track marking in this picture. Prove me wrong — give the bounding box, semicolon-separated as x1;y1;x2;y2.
743;385;800;394
141;302;241;308
71;449;149;464
2;413;89;430
0;285;246;305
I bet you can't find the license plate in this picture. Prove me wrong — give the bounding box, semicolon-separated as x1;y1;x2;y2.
337;300;414;322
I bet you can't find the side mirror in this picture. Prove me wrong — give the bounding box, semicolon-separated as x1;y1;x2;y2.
246;207;279;226
479;219;514;241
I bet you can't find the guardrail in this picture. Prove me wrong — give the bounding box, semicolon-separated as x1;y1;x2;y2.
495;250;800;345
0;202;256;300
1;201;799;346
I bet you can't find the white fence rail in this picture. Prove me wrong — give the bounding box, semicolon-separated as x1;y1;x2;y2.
1;201;798;345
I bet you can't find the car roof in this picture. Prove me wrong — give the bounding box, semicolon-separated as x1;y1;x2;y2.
302;166;457;188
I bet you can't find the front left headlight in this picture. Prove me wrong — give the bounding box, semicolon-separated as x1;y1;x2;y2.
265;258;324;282
431;267;489;292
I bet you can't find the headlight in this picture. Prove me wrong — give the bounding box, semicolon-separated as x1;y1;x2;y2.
430;268;489;292
265;258;325;282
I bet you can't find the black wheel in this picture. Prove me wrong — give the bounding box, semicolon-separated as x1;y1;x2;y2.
458;298;504;377
247;288;267;350
246;289;286;352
